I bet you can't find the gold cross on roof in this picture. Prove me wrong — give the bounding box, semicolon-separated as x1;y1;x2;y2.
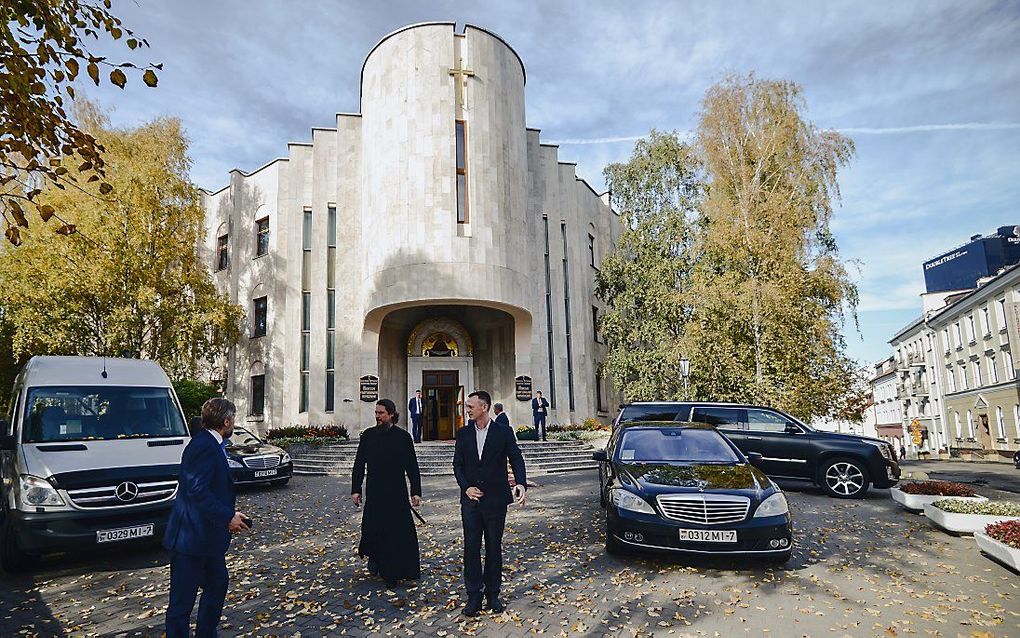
448;57;475;111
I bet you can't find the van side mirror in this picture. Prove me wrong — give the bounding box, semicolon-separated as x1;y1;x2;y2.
746;452;763;466
592;449;609;462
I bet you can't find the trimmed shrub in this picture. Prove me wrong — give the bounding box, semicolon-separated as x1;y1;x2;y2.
266;424;349;440
931;500;1020;516
900;480;977;497
173;379;221;423
515;426;537;441
984;519;1020;549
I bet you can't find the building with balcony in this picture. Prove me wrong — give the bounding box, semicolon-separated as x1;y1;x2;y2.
869;356;904;455
889;317;946;457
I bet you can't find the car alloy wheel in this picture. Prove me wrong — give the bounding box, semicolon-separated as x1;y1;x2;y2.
822;459;868;499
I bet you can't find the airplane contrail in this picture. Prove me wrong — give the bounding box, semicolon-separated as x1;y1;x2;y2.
545;123;1020;144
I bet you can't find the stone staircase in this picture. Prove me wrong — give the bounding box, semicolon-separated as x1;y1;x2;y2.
292;440;598;477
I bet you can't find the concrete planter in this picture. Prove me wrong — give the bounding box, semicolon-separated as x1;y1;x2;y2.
889;487;987;512
974;532;1020;572
922;503;1020;535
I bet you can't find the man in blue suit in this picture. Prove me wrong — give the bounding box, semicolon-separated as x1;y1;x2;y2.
408;390;424;443
164;398;249;638
531;391;549;442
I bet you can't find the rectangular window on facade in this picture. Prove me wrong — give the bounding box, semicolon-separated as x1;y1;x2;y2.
456;120;469;223
981;307;991;336
325;371;335;412
302;292;311;332
967;315;976;342
300;373;309;413
942;329;950;353
302;209;312;250
954;412;962;438
954;323;962;348
1015;405;1020;438
217;234;229;271
960;365;968;389
997;299;1007;330
989;353;999;384
255;217;269;257
588;234;596;268
966;410;974;438
327;205;337;247
592;306;600;343
595;369;606;413
326;205;336;413
561;222;575;411
250;374;265;417
997;406;1006;439
1008;354;1017;380
252;296;267;338
973;360;982;386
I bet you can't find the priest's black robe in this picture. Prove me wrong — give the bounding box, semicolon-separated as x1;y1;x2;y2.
351;423;422;581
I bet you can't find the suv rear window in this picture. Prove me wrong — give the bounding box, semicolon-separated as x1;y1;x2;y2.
618;405;687;424
691;406;746;429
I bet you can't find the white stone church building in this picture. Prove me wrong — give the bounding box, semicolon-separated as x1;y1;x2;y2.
201;23;621;438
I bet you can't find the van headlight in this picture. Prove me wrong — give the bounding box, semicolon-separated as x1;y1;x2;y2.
227;458;244;469
281;452;291;464
609;489;656;515
753;492;789;518
18;475;65;509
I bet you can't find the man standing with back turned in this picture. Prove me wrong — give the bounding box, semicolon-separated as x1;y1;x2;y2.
453;390;527;616
164;398;250;637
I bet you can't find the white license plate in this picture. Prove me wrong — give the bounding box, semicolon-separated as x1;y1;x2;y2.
254;469;277;478
678;528;737;543
97;524;154;543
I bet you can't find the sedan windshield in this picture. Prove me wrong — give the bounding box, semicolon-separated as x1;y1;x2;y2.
617;428;741;463
23;386;188;443
227;427;263;446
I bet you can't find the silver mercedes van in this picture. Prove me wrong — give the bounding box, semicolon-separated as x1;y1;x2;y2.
0;356;190;572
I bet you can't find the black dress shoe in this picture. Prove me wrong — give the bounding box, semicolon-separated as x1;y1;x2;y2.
462;597;483;617
486;596;505;613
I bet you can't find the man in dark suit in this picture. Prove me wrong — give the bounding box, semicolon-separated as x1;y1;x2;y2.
453;390;527;616
408;390;424;443
164;398;249;638
492;402;510;429
531;391;549;442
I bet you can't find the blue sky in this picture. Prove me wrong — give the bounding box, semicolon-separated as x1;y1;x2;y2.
86;1;1020;368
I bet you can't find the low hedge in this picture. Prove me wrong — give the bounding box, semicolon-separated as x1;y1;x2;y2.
931;500;1020;516
266;424;349;440
273;436;348;451
900;480;977;497
984;519;1020;549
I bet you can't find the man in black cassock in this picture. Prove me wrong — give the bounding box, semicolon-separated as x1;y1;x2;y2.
351;399;422;589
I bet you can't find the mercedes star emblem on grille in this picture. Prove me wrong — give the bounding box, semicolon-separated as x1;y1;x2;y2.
115;481;139;502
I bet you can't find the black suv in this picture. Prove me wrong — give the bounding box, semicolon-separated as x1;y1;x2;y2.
615;402;900;499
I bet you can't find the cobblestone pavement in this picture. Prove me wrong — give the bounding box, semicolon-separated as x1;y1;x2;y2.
2;467;1018;637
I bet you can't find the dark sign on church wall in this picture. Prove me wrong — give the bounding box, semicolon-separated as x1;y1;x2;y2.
359;375;379;402
515;375;533;401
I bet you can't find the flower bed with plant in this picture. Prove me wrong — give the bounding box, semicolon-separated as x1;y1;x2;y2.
266;424;349;451
930;500;1020;516
899;481;977;497
984;519;1020;549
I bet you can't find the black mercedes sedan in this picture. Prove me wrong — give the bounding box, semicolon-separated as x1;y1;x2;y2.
593;422;793;562
225;427;293;487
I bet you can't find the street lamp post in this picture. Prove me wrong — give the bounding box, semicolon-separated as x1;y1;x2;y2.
679;357;690;400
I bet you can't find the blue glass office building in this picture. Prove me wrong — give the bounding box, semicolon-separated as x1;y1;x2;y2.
923;226;1020;293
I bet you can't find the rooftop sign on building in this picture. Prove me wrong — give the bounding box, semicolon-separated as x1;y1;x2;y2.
923;225;1020;293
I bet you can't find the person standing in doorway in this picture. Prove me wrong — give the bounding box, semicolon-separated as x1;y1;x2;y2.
453;390;527;616
492;402;510;428
352;399;423;589
164;398;249;638
531;391;549;442
408;390;424;443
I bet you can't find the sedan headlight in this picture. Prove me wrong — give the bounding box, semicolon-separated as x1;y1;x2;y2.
18;474;65;509
610;489;656;515
753;492;789;518
865;440;892;460
281;452;292;464
227;457;244;469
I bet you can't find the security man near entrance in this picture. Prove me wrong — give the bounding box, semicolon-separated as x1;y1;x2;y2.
408;389;424;443
164;398;250;638
453;390;527;616
531;391;549;441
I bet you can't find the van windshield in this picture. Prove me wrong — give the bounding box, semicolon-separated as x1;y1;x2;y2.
23;386;188;443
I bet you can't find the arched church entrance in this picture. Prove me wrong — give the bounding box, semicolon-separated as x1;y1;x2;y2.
407;317;474;440
375;305;521;441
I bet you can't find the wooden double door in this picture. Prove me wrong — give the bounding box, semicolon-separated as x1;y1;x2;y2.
422;370;464;441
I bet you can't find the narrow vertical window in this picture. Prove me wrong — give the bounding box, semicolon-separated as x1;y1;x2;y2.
592;305;600;343
455;120;469;223
542;215;556;408
255;217;270;257
973;360;982;387
326;205;336;412
1008;352;1017;380
561;222;575;411
252;296;267;338
300;208;311;413
996;406;1006;439
217;234;229;271
588;233;596;268
967;315;976;342
981;307;991;336
966;410;974;438
1014;405;1020;438
954;412;962;438
997;299;1007;330
989;353;999;384
595;367;606;413
250;374;265;417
